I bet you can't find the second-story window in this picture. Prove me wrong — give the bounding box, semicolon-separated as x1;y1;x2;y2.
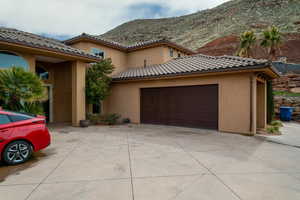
169;48;174;57
91;48;105;59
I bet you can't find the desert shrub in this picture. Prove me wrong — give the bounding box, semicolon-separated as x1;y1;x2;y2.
266;125;280;134
101;113;121;125
266;120;283;134
86;113;103;125
270;120;283;127
0;67;45;115
19;102;44;115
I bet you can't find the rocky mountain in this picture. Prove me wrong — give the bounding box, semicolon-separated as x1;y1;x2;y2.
101;0;300;62
197;33;300;64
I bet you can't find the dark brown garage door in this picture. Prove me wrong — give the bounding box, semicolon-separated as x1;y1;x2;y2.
141;84;218;129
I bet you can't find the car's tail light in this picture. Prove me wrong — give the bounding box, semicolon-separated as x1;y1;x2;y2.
32;119;46;124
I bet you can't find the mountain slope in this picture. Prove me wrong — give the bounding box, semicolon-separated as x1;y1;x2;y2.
101;0;300;51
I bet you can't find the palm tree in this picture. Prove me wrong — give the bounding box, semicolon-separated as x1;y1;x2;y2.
260;26;282;61
0;67;45;112
237;30;257;58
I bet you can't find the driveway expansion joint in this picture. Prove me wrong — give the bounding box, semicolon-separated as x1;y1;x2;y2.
126;132;135;200
24;141;82;200
173;140;244;200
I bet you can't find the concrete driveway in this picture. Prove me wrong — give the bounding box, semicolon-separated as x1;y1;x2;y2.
1;124;300;200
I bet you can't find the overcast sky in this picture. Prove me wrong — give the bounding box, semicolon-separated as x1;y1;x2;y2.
0;0;230;40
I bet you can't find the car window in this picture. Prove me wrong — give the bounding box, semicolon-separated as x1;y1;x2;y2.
9;113;34;122
0;114;11;125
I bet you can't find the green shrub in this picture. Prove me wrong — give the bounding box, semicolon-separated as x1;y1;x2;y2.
101;113;121;125
86;113;103;125
270;120;283;127
266;125;280;134
19;101;44;115
0;67;45;115
266;120;283;134
86;59;114;105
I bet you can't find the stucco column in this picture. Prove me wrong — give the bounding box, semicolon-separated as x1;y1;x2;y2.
250;75;257;135
72;61;86;126
257;81;267;129
22;53;36;73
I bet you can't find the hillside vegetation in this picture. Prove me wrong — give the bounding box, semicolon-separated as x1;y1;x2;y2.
101;0;300;51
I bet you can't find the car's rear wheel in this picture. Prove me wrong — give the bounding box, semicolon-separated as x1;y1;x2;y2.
2;141;33;165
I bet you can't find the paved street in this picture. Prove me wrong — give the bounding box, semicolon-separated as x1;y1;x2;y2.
1;124;300;200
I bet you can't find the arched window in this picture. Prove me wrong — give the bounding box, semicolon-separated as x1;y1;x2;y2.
0;51;29;70
36;66;49;80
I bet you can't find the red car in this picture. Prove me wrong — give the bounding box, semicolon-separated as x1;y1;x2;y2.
0;109;51;165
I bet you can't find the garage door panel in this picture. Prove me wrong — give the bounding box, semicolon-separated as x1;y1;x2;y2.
141;85;218;129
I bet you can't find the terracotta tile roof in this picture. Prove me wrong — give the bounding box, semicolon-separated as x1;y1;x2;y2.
64;34;195;54
64;33;128;51
0;27;100;60
112;54;275;81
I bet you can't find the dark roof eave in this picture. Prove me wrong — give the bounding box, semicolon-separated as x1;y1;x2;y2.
0;38;101;62
112;63;275;82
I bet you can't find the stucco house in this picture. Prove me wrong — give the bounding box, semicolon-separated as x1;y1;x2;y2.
0;27;280;135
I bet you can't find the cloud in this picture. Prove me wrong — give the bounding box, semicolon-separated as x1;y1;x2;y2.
0;0;230;39
124;3;188;20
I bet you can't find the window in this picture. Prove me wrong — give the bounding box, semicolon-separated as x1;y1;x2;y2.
178;53;181;58
0;51;29;70
9;113;34;122
93;102;102;114
0;114;11;125
36;66;49;80
169;48;174;57
91;48;105;58
144;59;147;67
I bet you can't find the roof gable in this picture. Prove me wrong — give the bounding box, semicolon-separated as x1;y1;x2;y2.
64;33;195;54
0;27;100;61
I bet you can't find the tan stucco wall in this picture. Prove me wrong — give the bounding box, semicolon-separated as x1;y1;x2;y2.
162;47;187;61
70;42;127;75
127;46;166;68
105;73;256;135
70;42;188;75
